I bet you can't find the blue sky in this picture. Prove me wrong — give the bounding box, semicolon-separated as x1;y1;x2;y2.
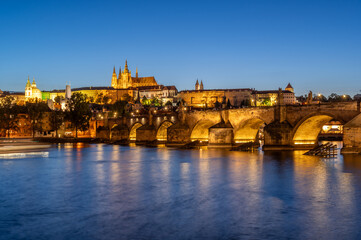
0;0;360;96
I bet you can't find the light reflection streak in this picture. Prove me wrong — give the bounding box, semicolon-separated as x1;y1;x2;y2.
0;151;49;159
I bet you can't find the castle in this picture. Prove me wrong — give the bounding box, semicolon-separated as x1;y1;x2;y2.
111;60;158;89
22;60;177;104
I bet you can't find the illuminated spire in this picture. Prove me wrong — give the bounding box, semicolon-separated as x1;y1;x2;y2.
136;67;138;78
195;79;199;90
124;59;129;73
31;77;36;87
26;76;31;88
200;80;204;90
113;66;116;74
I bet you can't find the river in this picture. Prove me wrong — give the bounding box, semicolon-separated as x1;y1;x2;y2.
1;143;361;239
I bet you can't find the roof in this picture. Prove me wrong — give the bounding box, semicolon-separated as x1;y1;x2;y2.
132;77;157;86
286;83;293;89
180;88;253;93
253;90;293;94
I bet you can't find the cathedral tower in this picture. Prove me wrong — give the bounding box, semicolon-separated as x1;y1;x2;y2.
111;66;117;88
119;60;132;88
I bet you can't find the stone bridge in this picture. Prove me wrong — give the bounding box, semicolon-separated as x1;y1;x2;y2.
105;101;361;150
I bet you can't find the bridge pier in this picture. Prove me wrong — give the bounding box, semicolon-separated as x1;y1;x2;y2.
135;125;157;143
110;125;129;141
263;121;294;150
208;120;234;148
342;113;361;154
167;122;191;145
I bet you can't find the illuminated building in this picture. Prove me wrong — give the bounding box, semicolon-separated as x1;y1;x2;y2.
252;83;297;106
25;60;172;104
25;77;42;101
180;80;253;108
111;60;158;89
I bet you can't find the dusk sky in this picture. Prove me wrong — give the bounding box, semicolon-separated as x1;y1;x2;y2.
1;0;360;96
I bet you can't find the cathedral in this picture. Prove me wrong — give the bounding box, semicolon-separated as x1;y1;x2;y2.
111;60;158;89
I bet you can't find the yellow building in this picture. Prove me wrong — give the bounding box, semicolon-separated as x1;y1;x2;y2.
25;77;42;101
180;80;253;108
111;60;158;89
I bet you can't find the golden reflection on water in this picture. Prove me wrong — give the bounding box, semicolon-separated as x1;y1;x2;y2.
292;150;356;230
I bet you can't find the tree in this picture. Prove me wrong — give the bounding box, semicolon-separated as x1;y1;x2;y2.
111;100;128;117
151;97;161;106
0;96;19;137
328;93;341;102
142;96;150;105
54;95;64;104
261;97;271;106
65;92;92;138
103;95;110;104
50;110;64;137
342;94;352;101
26;101;50;138
95;93;104;104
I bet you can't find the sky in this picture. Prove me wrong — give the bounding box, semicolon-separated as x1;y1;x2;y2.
0;0;360;96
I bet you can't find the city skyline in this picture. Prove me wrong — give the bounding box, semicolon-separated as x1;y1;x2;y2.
1;0;360;96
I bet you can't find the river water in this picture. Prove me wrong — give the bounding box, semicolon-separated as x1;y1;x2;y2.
1;143;361;240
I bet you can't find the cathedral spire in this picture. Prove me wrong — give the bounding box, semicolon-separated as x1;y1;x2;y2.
111;66;117;88
200;80;204;90
136;67;138;78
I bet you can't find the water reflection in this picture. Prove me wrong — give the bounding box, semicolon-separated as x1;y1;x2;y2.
1;144;361;239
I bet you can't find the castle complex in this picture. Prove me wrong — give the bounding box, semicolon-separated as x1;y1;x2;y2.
21;60;177;104
10;60;297;108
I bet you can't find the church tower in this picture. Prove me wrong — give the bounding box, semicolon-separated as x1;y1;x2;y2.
200;80;204;90
195;79;200;90
31;77;37;88
25;76;32;99
111;66;117;88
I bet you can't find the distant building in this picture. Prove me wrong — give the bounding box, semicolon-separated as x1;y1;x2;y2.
180;80;253;108
252;83;297;106
137;85;178;104
28;60;171;104
25;77;42;101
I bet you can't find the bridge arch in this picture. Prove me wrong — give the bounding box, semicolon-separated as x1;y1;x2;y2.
292;112;343;145
129;123;143;141
233;117;266;143
156;121;174;141
190;119;217;142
